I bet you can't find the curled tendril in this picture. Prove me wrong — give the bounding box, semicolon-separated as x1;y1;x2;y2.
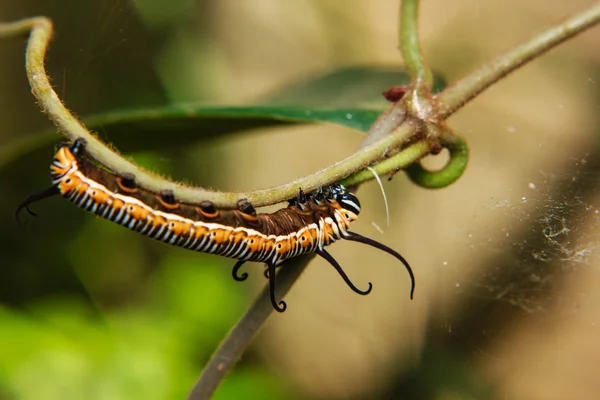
404;130;469;189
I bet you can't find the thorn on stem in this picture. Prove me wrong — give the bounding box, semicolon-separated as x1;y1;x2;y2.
383;86;409;102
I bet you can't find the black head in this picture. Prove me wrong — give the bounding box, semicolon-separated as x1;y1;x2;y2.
70;138;87;156
54;138;86;158
326;184;361;216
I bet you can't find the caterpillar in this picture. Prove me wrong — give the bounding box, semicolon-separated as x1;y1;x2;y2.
16;139;415;312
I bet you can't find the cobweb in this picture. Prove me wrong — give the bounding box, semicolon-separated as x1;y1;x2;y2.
460;154;600;314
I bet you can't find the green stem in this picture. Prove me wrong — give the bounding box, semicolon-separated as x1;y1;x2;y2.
437;2;600;119
0;16;39;37
2;15;420;208
340;139;429;187
400;0;433;89
341;127;468;189
187;255;312;400
3;2;599;206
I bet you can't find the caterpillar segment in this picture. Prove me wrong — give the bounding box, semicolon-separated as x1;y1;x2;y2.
17;139;415;312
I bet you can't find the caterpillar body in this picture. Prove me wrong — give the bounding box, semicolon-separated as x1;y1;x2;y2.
17;139;415;312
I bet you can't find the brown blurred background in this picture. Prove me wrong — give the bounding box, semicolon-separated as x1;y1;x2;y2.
1;1;600;399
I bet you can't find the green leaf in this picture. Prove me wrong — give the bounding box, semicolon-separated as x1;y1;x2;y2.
259;66;446;107
84;106;383;150
1;66;445;169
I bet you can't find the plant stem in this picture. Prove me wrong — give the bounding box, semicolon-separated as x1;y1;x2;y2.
437;2;600;118
340;136;429;187
3;2;599;207
187;255;312;400
400;0;433;89
3;17;421;209
7;12;419;207
404;129;469;188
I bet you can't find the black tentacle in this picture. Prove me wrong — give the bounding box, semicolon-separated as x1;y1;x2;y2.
267;262;286;312
14;186;60;225
316;248;372;295
264;264;282;279
232;260;248;282
344;231;415;299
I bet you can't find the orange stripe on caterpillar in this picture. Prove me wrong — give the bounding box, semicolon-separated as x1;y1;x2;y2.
16;138;415;312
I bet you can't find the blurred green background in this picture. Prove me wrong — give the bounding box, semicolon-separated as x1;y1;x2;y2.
2;1;600;399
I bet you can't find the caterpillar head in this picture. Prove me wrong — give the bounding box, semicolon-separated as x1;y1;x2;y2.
70;138;87;155
327;184;361;216
55;138;86;157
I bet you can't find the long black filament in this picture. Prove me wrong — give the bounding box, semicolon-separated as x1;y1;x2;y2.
232;260;248;282
267;262;286;312
14;186;60;225
316;248;372;295
263;264;281;279
344;231;415;299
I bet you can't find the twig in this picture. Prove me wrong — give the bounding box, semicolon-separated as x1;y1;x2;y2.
187;255;313;400
400;0;433;89
436;2;600;118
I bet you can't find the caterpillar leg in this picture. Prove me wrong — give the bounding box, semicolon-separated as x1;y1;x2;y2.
316;248;372;295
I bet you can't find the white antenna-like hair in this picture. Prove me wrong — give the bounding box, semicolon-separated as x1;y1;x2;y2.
366;166;390;228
